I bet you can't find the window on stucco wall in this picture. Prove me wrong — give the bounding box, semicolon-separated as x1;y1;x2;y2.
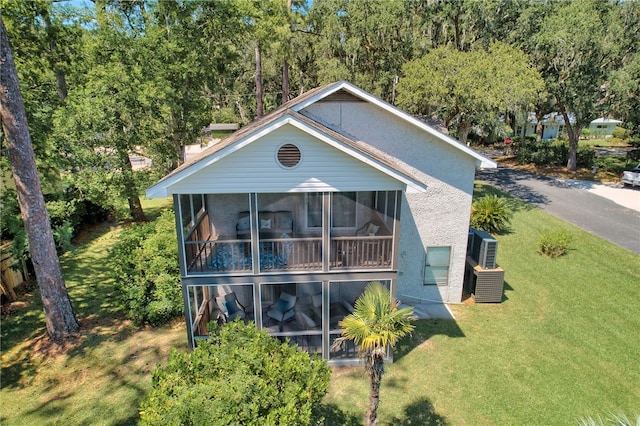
423;246;451;286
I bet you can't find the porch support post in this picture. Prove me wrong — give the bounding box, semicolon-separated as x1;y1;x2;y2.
250;193;260;273
322;279;330;359
391;191;402;270
254;282;262;329
322;192;330;272
174;194;194;348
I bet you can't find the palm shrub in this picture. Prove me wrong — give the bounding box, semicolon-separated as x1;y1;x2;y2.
578;413;640;426
537;229;572;258
334;281;415;426
470;194;512;234
139;321;331;425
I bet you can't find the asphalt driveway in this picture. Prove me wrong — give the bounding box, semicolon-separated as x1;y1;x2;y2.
476;167;640;254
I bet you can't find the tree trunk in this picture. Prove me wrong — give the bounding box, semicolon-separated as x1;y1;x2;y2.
366;352;384;426
119;150;147;222
457;115;472;145
0;16;79;342
255;45;263;118
559;105;578;171
282;59;289;104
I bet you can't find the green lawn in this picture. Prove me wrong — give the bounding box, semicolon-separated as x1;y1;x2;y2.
322;184;639;425
0;197;185;426
1;191;638;425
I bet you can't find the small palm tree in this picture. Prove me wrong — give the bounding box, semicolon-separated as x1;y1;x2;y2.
333;281;415;426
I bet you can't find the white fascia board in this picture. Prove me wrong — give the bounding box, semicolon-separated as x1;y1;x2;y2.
292;81;497;170
146;119;294;198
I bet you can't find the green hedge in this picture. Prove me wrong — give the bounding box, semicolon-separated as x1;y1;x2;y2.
517;140;596;168
139;321;331;426
109;209;182;326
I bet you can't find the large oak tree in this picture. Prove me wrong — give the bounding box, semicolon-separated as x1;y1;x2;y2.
397;42;543;144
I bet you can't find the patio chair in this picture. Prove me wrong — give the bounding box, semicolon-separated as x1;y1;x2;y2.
215;292;246;323
267;292;297;329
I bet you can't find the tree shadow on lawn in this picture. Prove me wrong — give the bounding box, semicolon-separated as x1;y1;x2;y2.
318;398;448;426
1;221;167;391
389;396;449;425
317;403;362;426
393;318;465;363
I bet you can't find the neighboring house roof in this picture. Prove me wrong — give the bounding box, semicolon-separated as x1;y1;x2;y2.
590;117;622;125
528;113;622;126
528;112;574;126
201;123;239;132
147;81;496;198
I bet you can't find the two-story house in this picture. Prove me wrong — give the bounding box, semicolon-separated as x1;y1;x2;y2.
146;81;495;365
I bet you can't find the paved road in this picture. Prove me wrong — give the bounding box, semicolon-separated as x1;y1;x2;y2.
476;167;640;254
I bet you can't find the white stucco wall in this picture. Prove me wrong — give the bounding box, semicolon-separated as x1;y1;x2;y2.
302;101;477;303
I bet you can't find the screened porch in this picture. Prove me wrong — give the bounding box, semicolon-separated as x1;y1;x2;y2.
179;191;399;276
186;280;392;363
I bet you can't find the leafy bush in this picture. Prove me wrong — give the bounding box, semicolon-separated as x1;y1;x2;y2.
517;139;595;168
51;221;75;253
612;126;631;141
517;139;565;166
577;145;597;168
109;209;181;326
537;229;572;258
594;156;640;176
470;195;512;234
139;321;331;426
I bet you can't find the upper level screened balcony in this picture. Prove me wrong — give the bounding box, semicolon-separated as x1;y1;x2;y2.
179;191;399;276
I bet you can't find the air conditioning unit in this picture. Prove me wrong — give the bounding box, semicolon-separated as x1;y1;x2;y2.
469;228;498;270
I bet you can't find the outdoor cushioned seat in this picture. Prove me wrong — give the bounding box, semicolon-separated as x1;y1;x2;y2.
215;292;246;322
267;292;297;324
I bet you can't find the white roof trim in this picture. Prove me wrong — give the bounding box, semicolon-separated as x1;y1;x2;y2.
590;117;622;124
146;113;426;198
292;81;497;169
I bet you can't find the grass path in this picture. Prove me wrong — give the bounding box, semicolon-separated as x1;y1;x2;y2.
1;199;185;426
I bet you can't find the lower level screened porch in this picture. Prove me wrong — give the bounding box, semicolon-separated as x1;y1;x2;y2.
185;279;393;364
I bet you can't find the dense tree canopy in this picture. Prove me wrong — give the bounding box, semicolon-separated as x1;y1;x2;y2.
397;42;543;143
2;0;637;241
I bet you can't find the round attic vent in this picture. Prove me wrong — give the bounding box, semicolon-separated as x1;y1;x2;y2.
277;143;301;168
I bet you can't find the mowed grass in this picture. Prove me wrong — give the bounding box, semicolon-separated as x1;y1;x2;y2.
0;197;186;426
2;191;639;425
322;184;639;425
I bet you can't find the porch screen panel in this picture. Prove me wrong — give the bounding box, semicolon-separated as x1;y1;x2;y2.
180;194;192;231
260;282;323;355
328;280;391;361
330;191;394;271
257;193;321;272
187;194;250;274
188;284;255;342
331;192;357;228
306;193;322;228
